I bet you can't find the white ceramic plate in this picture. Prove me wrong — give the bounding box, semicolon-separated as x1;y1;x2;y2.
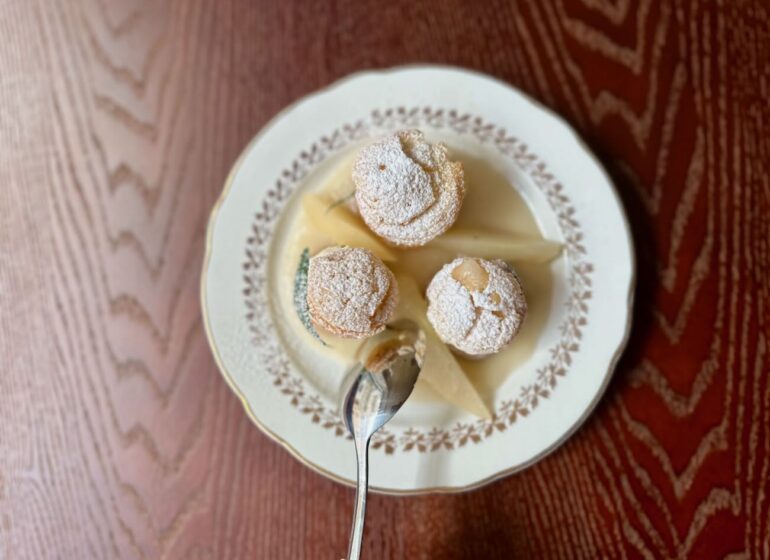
201;66;634;494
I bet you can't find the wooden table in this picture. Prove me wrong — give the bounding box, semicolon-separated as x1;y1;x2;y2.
2;1;768;558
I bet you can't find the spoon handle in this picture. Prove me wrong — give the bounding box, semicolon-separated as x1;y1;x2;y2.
347;436;370;560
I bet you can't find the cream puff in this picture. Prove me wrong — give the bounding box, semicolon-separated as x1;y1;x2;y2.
352;130;464;247
426;257;527;356
306;246;398;338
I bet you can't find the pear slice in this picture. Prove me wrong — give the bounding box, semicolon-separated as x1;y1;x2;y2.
430;228;562;263
302;194;396;262
394;274;492;419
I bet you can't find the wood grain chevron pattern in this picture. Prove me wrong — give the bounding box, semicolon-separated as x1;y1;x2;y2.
0;0;767;558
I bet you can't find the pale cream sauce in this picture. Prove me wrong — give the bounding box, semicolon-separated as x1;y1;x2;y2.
281;149;554;401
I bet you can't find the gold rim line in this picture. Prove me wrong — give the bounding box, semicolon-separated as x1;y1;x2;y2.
199;64;637;495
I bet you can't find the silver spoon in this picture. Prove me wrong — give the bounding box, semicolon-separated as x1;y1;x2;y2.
341;329;423;560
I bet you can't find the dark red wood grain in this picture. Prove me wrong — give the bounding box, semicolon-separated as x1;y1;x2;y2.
1;0;768;558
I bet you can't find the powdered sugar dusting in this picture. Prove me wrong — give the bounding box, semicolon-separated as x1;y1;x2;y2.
426;258;527;355
306;246;398;338
353;130;465;247
353;135;434;225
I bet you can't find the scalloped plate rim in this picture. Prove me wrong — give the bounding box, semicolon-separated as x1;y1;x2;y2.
200;65;636;494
